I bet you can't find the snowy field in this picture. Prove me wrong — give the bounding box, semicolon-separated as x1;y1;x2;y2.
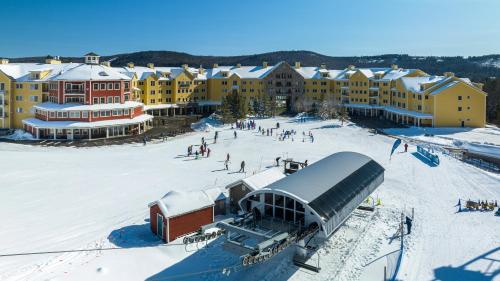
0;117;499;281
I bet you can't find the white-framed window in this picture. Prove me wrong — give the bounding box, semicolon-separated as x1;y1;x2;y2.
100;83;106;90
124;82;129;89
93;111;99;118
124;109;129;115
107;83;113;90
62;112;68;118
100;97;105;104
114;96;120;103
30;84;39;90
112;109;121;116
16;107;23;113
30;95;39;102
93;97;98;104
93;83;99;90
49;111;55;118
57;112;63;118
114;83;120;90
82;111;88;118
69;111;80;118
107;96;113;103
16;95;23;101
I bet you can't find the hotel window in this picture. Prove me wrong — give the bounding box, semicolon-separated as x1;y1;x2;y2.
151;81;155;86
16;83;23;89
418;105;422;110
82;111;88;118
107;83;113;90
150;99;155;103
62;112;68;118
69;112;80;118
93;111;99;118
49;112;55;118
124;82;129;89
100;83;106;90
107;96;113;103
124;109;129;115
93;97;99;104
112;110;120;116
30;84;39;90
458;96;462;101
30;96;39;102
114;83;120;90
93;83;99;90
114;96;120;103
151;90;155;95
57;112;63;118
458;107;462;112
16;107;23;113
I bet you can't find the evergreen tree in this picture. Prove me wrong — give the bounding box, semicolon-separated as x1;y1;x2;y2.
220;95;234;124
338;105;349;126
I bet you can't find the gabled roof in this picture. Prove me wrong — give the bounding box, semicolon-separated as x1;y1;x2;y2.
0;63;79;82
400;76;447;93
52;63;131;81
226;168;286;191
148;190;214;218
85;52;99;56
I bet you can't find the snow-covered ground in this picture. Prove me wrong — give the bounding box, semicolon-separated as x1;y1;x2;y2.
0;117;499;281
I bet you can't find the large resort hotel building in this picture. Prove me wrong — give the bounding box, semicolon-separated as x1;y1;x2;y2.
0;53;488;139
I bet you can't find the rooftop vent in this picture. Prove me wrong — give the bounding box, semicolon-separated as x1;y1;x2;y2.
147;63;154;69
295;61;301;69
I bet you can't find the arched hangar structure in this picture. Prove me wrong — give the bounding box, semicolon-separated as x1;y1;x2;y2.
239;152;385;238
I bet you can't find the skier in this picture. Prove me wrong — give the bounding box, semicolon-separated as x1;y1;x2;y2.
304;160;308;167
276;156;281;167
201;147;205;157
195;150;199;160
405;216;413;234
404;143;408;152
226;153;230;162
267;129;270;136
207;148;211;158
239;161;245;173
224;159;229;170
234;131;237;139
202;137;205;144
276;122;280;129
143;136;147;146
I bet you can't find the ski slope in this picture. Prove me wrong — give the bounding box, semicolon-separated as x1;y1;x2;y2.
0;117;498;281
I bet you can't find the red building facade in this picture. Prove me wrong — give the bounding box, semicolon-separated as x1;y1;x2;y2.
23;53;153;140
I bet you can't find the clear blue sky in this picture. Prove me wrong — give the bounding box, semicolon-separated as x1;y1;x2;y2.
1;0;499;58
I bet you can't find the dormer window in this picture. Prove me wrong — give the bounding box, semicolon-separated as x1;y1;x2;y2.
84;52;100;64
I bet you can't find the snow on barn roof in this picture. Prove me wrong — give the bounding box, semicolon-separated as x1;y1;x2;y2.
51;63;131;81
226;168;286;191
204;187;227;201
149;190;214;218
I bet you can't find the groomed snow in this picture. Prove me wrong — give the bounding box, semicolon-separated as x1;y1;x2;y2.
0;117;498;281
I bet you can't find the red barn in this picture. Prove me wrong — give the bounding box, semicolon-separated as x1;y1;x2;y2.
148;190;214;243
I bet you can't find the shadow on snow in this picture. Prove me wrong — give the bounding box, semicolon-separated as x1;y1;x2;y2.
107;222;162;248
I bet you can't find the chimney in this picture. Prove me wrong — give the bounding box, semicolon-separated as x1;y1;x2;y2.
391;64;398;70
236;63;241;68
147;63;154;69
213;63;219;68
182;64;189;70
101;61;111;67
263;61;268;68
294;61;301;69
320;63;327;69
348;65;355;70
444;72;455;78
199;65;205;75
0;58;9;64
127;62;134;68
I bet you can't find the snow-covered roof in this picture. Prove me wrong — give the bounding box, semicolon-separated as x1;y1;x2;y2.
204;187;227;201
206;65;276;79
149;190;214;218
34;101;144;111
143;104;179;110
22;114;153;129
334;67;419;81
226;168;286;191
400;76;447;93
115;66;207;81
52;63;131;81
0;63;79;82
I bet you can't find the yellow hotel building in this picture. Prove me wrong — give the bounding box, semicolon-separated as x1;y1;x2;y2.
0;55;487;131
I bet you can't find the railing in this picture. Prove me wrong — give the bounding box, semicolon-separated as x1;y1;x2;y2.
65;89;85;94
369;94;379;98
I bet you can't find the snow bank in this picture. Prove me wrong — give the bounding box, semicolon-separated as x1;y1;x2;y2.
2;129;35;140
191;113;223;132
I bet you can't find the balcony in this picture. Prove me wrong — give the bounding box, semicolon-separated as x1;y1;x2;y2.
65;89;85;94
369;93;379;98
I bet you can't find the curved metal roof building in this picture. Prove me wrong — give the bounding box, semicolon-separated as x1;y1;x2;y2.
239;152;385;237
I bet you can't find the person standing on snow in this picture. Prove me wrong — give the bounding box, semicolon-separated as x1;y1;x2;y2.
234;131;237;139
224;159;229;170
226;153;230;162
404;143;408;152
207;148;211;158
405;216;413;234
239;161;246;173
276;157;281;167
